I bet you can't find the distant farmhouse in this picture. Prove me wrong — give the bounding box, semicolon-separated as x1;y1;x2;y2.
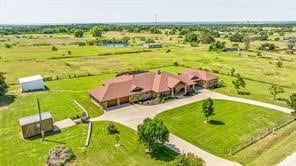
19;75;45;92
143;43;162;49
90;68;218;109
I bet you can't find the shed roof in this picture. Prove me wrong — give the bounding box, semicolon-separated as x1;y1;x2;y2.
19;75;43;84
19;112;52;126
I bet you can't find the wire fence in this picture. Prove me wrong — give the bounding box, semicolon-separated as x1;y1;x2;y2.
229;117;295;155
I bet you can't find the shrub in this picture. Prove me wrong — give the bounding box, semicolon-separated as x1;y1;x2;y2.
46;146;75;166
166;49;171;53
80;112;89;123
74;30;83;38
4;43;12;48
276;61;283;68
173;153;205;166
259;43;275;50
107;122;120;135
229;33;244;42
208;41;225;51
51;46;58;51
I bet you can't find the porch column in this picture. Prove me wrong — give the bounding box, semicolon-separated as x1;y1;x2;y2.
184;85;187;95
171;88;174;97
117;98;120;106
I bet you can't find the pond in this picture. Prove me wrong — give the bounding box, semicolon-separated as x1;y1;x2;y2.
101;42;129;47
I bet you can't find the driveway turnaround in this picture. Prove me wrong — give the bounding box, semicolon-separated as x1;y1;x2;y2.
91;89;293;166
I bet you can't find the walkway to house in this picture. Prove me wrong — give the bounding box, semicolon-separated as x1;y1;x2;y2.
53;118;76;131
90;89;294;166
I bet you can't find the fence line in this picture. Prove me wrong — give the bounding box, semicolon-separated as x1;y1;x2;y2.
229;117;295;155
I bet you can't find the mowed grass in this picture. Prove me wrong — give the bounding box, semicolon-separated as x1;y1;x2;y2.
156;100;292;163
72;121;178;165
0;121;178;166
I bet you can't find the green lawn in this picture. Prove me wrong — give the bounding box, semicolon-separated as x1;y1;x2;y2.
156;99;292;163
0;121;178;166
72;121;178;165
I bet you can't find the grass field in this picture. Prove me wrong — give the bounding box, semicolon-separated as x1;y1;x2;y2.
156;99;292;164
235;122;296;165
0;121;177;166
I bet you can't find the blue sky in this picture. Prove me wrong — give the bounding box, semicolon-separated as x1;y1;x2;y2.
0;0;295;24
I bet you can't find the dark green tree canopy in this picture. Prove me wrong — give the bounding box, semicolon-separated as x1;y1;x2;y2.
91;26;102;37
208;41;226;51
137;118;169;151
229;33;244;42
74;30;84;38
184;33;199;43
288;93;296;111
0;72;8;96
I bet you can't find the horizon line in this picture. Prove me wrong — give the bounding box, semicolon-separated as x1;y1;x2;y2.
1;20;296;26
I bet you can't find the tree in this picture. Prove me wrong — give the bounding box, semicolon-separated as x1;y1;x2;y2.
259;43;275;51
288;93;296;111
137;118;169;152
208;41;225;51
202;98;214;123
287;39;296;54
232;74;246;93
107;122;120;135
258;31;268;41
200;33;215;44
91;26;102;37
0;72;8;96
243;36;252;50
74;30;83;38
184;33;199;43
173;153;205;166
229;33;243;42
269;85;284;100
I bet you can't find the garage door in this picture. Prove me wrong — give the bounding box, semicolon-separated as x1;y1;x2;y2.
107;99;118;107
120;96;129;104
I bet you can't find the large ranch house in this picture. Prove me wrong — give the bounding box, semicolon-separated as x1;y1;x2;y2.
90;68;218;109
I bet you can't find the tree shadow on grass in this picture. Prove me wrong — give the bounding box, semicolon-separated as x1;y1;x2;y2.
149;144;178;162
238;91;251;96
0;95;16;107
209;120;225;125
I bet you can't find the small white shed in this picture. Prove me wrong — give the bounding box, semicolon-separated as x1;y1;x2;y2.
19;75;45;92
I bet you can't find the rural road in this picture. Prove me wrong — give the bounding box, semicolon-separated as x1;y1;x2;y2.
90;89;293;166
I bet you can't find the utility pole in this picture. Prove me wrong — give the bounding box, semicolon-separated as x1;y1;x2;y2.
37;98;45;141
155;14;158;25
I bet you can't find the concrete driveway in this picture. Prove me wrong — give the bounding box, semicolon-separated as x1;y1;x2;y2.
91;89;293;166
